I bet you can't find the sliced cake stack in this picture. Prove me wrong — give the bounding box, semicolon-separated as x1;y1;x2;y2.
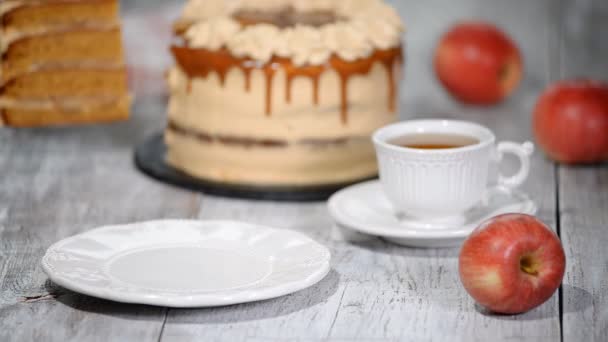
0;0;130;127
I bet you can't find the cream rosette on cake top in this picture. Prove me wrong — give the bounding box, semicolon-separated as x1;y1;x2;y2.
178;0;404;66
165;0;405;186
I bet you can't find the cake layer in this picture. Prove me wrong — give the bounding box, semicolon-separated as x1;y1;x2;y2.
1;68;128;98
167;119;372;148
0;0;130;127
168;48;402;141
166;0;403;186
2;28;124;83
165;129;377;186
1;0;118;31
1;95;130;127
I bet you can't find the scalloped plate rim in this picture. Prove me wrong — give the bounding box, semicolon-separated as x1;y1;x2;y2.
41;219;331;307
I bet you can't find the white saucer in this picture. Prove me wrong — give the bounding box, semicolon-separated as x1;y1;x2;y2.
41;220;330;307
328;180;537;248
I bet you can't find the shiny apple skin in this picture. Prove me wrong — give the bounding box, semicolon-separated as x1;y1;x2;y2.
435;21;523;105
533;79;608;164
459;214;566;314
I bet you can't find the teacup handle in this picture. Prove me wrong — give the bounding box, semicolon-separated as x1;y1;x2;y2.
496;141;534;189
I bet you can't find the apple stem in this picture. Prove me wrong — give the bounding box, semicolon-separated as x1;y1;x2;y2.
498;64;509;82
520;255;539;276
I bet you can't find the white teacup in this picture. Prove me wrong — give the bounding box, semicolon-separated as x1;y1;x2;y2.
372;119;534;224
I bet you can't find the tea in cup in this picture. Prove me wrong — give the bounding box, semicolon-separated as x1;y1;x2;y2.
372;119;534;223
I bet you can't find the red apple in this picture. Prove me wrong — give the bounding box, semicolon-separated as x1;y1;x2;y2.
434;21;523;105
533;79;608;164
459;213;565;314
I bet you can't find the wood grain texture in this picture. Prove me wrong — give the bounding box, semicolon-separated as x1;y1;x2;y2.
557;0;608;340
0;98;200;342
1;0;606;340
157;0;562;340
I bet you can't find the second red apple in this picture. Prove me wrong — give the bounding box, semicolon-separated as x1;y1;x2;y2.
533;79;608;164
435;21;523;105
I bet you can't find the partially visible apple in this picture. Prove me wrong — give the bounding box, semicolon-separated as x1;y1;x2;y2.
533;79;608;164
459;214;565;314
434;21;523;105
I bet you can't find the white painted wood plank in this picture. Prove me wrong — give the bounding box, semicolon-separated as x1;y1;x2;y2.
559;169;608;342
0;0;580;340
0;98;199;342
161;199;344;341
558;0;608;340
158;0;562;339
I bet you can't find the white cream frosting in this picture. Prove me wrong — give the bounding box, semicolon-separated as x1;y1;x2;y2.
334;0;384;18
226;23;281;63
237;0;287;12
166;59;399;140
166;130;379;186
322;22;372;62
181;0;240;21
292;0;334;12
185;17;241;51
284;25;330;66
165;60;398;185
180;0;404;65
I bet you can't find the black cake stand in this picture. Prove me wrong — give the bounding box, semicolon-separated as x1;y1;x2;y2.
134;133;375;202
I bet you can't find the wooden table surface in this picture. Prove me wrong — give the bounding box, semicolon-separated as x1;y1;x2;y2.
1;0;607;341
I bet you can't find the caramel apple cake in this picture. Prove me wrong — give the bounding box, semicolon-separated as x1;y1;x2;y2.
166;0;404;186
0;0;130;127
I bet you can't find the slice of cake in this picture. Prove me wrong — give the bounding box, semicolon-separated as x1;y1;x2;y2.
166;0;404;186
0;0;130;127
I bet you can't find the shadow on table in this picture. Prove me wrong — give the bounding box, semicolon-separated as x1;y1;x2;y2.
45;269;340;323
474;284;593;320
335;224;460;258
561;284;594;312
166;269;341;324
44;280;165;321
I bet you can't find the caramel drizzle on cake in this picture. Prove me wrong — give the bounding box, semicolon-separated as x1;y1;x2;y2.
283;63;323;106
171;46;403;124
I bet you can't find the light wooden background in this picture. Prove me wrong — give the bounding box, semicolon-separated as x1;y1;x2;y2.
1;0;607;341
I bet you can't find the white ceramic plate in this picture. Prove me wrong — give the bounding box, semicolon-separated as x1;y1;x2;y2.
328;180;537;247
41;220;331;307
